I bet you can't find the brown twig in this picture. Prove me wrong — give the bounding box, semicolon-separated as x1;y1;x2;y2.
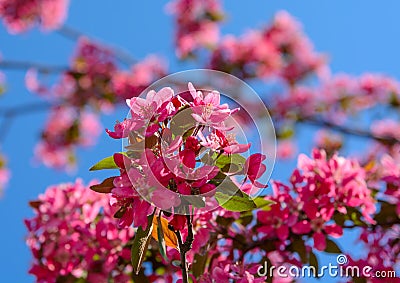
299;115;399;145
0;101;53;143
173;214;194;283
57;25;137;66
0;60;67;74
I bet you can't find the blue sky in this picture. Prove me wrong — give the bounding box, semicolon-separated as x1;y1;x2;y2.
1;1;400;282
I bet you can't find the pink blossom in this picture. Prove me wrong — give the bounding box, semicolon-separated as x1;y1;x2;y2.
314;129;342;153
168;0;223;57
34;141;73;170
371;119;400;141
276;139;297;159
312;232;326;251
380;155;400;215
198;130;250;154
34;107;101;169
345;226;400;283
244;153;268;188
39;0;69;30
199;261;266;283
79;111;102;146
169;214;187;231
0;153;10;195
256;182;297;241
127;86;174;120
296;149;376;224
112;55;166;99
210;11;326;83
25;69;48;95
0;0;69;33
189;82;238;130
25;180;134;282
151;188;181;210
106;119;140;139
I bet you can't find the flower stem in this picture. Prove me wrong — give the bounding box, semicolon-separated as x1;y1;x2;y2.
175;214;194;283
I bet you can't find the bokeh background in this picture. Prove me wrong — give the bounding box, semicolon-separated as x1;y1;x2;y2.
1;1;400;282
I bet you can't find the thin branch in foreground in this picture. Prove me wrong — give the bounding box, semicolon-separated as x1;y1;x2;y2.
57;25;137;66
0;60;67;74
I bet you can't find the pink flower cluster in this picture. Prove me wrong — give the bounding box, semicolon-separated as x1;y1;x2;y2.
209;11;326;84
25;179;134;283
314;129;343;156
371;119;400;142
0;152;10;195
112;55;166;100
273;74;400;122
320;74;400;112
26;37;167;169
257;149;376;251
345;226;400;283
199;261;266;283
99;82;266;230
28;37;166;108
276;139;297;160
380;154;400;216
35;106;101;169
168;0;223;58
0;70;5;94
0;0;69;33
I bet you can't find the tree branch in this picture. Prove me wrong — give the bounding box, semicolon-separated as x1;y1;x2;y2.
0;101;53;117
299;115;399;145
0;60;67;74
173;215;194;283
0;101;53;143
57;25;137;66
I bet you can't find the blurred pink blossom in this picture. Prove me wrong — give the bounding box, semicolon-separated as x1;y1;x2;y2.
0;0;69;33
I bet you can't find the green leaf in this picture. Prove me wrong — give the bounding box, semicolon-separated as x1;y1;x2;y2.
172;260;182;267
277;127;294;139
220;163;242;174
238;214;253;226
114;206;126;219
170;106;196;137
333;212;346;226
131;214;154;275
374;201;399;224
156;215;168;262
309;251;319;277
354;278;367;283
215;216;235;227
254;197;275;210
215;192;257;212
89;155;118;171
89;177;116;193
215;154;246;174
0;85;5;96
290;238;307;264
324;239;342;254
216;154;246;169
213;173;244;197
192;253;208;278
182;195;206;208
